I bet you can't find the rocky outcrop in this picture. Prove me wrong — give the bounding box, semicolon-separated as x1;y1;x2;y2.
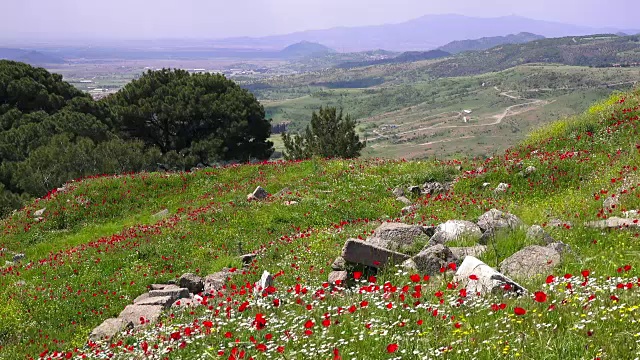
118;305;164;329
477;209;523;232
247;186;270;201
367;222;428;251
454;256;527;296
89;318;133;341
179;273;204;294
585;217;640;229
328;271;348;284
450;245;487;260
408;244;457;275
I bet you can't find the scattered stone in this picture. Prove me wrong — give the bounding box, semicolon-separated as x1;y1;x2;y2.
179;273;204;294
401;205;420;214
331;256;346;271
274;187;291;197
33;208;46;217
396;196;413;205
254;270;274;295
12;253;25;263
392;187;405;197
204;268;233;295
410;244;457;275
450;245;487;260
284;201;298;206
454;256;527;296
477;209;523;232
526;225;556;244
150;284;178;291
623;210;639;218
407;185;421;195
456;165;463;171
422;226;437;237
90;318;133;341
148;288;190;302
341;239;410;269
328;271;348;284
401;258;418;271
547;241;571;254
603;196;619;210
172;294;202;308
493;183;510;193
585;217;640;229
118;305;163;328
429;220;482;245
240;253;257;266
133;292;150;304
524;166;537;175
499;245;562;278
482;182;491;188
134;295;173;309
548;219;573;228
422;182;446;195
248;186;269;201
367;222;428;251
152;209;169;219
14;280;26;286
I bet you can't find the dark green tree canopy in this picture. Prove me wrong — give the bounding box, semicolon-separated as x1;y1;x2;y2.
107;69;273;162
282;106;366;160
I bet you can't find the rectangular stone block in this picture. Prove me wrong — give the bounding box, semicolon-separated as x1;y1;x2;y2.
134;295;174;309
118;305;163;328
341;239;409;268
148;288;189;301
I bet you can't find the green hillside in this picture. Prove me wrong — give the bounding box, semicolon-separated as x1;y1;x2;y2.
1;87;640;359
438;32;545;54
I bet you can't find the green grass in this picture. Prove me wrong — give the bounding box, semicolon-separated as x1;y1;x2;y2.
1;89;640;359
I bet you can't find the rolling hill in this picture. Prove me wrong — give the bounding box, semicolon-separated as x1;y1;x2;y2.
336;49;450;68
438;32;545;54
0;48;65;65
279;41;334;59
211;14;640;51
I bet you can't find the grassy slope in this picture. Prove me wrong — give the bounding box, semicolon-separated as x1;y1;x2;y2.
1;89;640;359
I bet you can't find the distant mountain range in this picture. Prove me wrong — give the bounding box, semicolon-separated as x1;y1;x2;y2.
0;48;65;65
438;32;545;54
211;14;640;52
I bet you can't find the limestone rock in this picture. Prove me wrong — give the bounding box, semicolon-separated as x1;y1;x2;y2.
454;256;527;296
429;220;482;245
396;196;413;205
392;187;405;197
254;270;274;295
341;239;410;269
585;217;640;229
134;295;173;309
248;186;269;201
524;166;536;175
526;225;556;244
284;201;298;206
410;244;457;275
204;268;233;295
149;284;179;291
368;222;427;250
12;253;25;263
477;209;523;232
89;318;133;341
422;182;447;195
152;209;169;219
328;271;348;284
493;183;509;193
118;305;163;328
179;273;204;294
407;186;421;194
603;196;619;210
450;245;487;260
148;288;190;302
331;256;346;271
401;205;420;214
240;253;257;266
133;292;150;304
33;208;46;217
499;245;562;278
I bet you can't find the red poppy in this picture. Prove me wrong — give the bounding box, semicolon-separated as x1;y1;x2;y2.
387;343;399;353
469;274;478;280
304;320;314;328
514;307;527;316
581;270;590;277
534;291;547;303
353;271;362;280
410;274;421;283
546;275;555;284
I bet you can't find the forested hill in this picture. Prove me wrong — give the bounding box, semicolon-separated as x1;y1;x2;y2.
437;32;545;54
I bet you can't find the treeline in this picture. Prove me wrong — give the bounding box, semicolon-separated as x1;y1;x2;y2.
0;61;273;217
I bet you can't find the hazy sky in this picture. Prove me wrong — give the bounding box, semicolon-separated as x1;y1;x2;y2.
2;0;637;40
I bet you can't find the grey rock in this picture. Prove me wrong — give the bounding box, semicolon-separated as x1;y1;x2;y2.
204;268;233;295
547;241;571;254
623;210;639;218
33;208;46;217
248;186;269;201
548;219;573;228
240;253;257;266
585;217;640;229
392;187;405;197
254;270;274;295
328;271;348;284
482;182;491;188
134;295;174;309
152;209;169;219
341;239;410;269
477;209;523;232
411;244;457;275
422;182;447;195
150;284;179;291
89;318;133;341
401;205;420;214
493;183;510;193
401;258;418;271
429;220;482;245
284;201;298;206
422;226;437;237
408;185;421;194
133;292;150;304
274;187;291;197
179;273;204;294
524;166;536;175
526;225;555;244
12;253;25;263
603;196;620;210
118;305;163;328
331;256;347;271
172;294;201;308
450;245;487;260
368;222;428;251
500;245;562;278
454;256;527;296
396;196;413;205
148;288;190;302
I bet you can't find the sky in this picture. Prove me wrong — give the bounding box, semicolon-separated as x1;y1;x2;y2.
1;0;637;40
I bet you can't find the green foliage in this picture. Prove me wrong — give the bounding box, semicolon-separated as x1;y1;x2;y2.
282;106;366;160
107;68;274;163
